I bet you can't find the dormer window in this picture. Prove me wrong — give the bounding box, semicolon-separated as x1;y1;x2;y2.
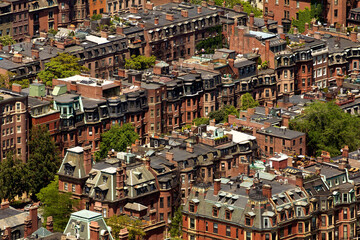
64;163;75;176
225;210;231;220
189;203;195;212
103;176;108;183
245;217;251;226
85;186;90;194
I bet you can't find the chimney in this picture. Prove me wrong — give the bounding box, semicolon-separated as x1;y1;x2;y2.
154;17;159;25
29;206;38;234
46;216;53;232
282;114;290;127
145;1;154;10
118;69;126;78
214;179;221;195
321;151;330;163
0;43;3;50
1;201;9;209
201;1;207;7
83;148;92;175
264;18;268;29
342;145;349;158
313;24;319;32
277;25;283;34
295;172;303;187
166;152;174;161
262;184;272;198
265;106;270;115
181;9;188;18
315;166;321;175
265;40;270;62
351;31;357;42
2;226;11;240
249;12;254;28
90;221;100;240
210;119;216;126
304;23;309;34
101;30;109;39
130;5;138;14
166;13;174;21
186;143;194;153
246;188;250;195
116;26;124;35
31;49;39;59
12;83;22;93
208;0;215;6
7;44;11;52
293;27;298;35
197;6;202;14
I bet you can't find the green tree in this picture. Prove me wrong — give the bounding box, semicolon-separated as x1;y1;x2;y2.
0;35;15;46
0;72;16;88
91;14;102;21
105;215;145;240
170;207;182;238
10;79;30;88
208;105;239;123
27;125;60;197
37;53;88;86
292;3;322;33
239;93;259;110
48;28;58;35
95;123;139;161
37;176;78;232
290;101;360;157
192;117;210;126
125;55;156;70
0;152;28;201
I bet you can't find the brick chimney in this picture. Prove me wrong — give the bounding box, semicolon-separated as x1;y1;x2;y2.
214;179;221;195
31;49;39;59
145;1;154;10
166;13;174;21
282;114;290;127
186;143;194;153
154;17;159;25
339;162;346;170
46;216;53;232
315;166;321;175
262;184;272;198
0;43;3;50
249;12;254;28
265;106;270;115
351;31;357;42
277;25;283;34
116;26;124;35
265;40;270;62
166;152;174;161
90;221;100;240
295;172;303;187
304;23;309;34
321;151;331;162
12;83;21;93
2;226;11;240
29;206;38;234
181;9;188;18
130;5;138;14
1;201;9;209
101;31;109;39
209;119;216;126
83;147;92;175
342;145;349;158
197;6;202;14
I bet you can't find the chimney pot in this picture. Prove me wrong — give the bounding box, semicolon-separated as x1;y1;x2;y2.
214;179;221;195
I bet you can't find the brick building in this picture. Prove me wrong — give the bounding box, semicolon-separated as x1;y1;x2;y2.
256;126;306;157
57;146;180;240
0;87;28;162
182;160;360;240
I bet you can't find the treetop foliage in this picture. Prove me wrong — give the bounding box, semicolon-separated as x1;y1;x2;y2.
37;53;88;86
239;93;259;110
125;55;156;70
105;215;145;240
95;123;139;161
208;105;239;123
0;35;15;46
290;101;360;157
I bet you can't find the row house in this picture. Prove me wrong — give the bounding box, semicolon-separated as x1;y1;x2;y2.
183;160;360;240
145;123;258;201
0;87;28;162
57;146;180;240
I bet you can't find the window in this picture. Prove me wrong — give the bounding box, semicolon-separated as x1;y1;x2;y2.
344;225;348;239
17;148;21;155
189;203;195;212
213;223;218;234
226;226;231;236
72;184;75;192
246;217;251;226
298;222;303;233
344;208;348;219
17;115;20;122
296;0;299;7
190;218;195;229
213;207;218;217
160;197;164;208
225;210;231;220
17;137;21;144
64;183;68;191
17;126;21;133
334;9;338;17
48;11;53;19
246;232;251;240
205;222;208;231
